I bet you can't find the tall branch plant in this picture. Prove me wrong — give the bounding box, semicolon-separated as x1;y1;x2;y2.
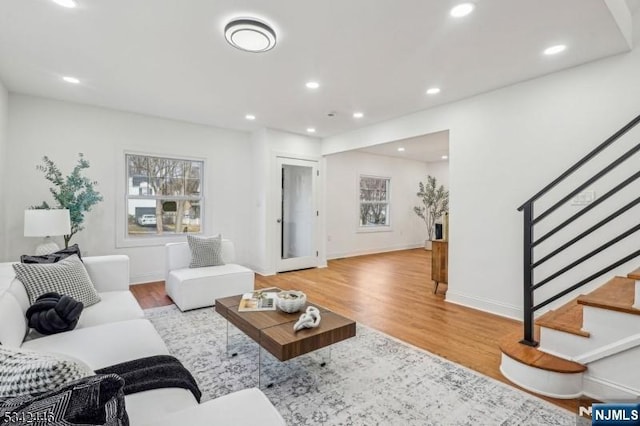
33;153;103;248
413;175;449;241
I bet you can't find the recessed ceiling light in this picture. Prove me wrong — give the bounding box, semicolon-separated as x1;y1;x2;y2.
62;76;80;84
52;0;77;8
450;3;475;18
224;18;276;53
398;147;405;152
543;44;567;55
305;81;320;89
426;87;441;95
306;127;316;133
245;114;256;120
353;112;364;119
442;155;449;160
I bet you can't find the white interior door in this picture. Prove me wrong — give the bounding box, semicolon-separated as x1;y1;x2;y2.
276;157;318;272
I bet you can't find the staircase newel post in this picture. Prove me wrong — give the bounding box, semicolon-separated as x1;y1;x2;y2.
520;202;538;347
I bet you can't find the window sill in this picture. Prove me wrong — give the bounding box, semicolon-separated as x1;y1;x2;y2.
356;226;393;234
115;233;196;249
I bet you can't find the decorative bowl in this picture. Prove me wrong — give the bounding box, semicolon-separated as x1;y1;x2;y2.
276;290;307;313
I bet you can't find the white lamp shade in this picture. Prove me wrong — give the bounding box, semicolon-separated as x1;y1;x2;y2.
24;209;71;237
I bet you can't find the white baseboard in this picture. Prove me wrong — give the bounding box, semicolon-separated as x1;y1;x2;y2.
248;261;327;277
583;375;640;401
446;290;523;321
130;272;164;285
245;264;273;276
327;243;423;260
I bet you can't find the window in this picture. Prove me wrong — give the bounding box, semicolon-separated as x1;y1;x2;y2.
359;176;390;227
126;153;203;236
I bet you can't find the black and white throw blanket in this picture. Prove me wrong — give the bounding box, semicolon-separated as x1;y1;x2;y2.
96;355;202;403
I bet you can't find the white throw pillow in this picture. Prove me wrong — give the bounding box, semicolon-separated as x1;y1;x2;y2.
187;234;225;268
12;254;101;307
0;346;94;397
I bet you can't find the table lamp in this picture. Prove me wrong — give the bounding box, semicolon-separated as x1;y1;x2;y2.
24;209;71;255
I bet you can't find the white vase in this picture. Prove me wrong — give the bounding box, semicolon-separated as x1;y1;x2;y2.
424;240;432;251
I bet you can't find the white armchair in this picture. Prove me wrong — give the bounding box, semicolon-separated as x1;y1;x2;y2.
165;240;254;311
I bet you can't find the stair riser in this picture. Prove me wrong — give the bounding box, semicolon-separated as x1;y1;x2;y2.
540;308;638;360
583;306;639;336
539;321;634;361
499;354;583;399
539;327;591;359
634;279;640;309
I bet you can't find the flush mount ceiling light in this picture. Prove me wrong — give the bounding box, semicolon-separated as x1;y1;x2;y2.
543;44;567;55
305;81;320;89
426;87;441;95
52;0;77;8
306;127;316;133
353;112;364;119
245;114;256;120
62;76;80;84
442;155;449;160
397;147;406;152
450;3;475;18
224;18;276;53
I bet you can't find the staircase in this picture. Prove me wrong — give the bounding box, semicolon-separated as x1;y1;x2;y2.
499;114;640;401
500;269;640;399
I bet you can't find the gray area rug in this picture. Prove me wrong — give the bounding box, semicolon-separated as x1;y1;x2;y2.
145;305;575;425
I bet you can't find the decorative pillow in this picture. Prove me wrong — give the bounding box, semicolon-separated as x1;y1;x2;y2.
0;346;94;397
187;234;225;268
0;374;128;426
25;292;84;335
20;244;82;264
12;254;101;307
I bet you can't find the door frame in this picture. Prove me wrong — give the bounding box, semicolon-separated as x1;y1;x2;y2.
273;155;320;273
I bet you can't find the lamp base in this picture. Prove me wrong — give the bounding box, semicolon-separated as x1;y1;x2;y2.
35;240;61;255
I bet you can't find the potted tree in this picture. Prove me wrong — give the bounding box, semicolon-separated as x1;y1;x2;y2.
413;175;449;250
33;153;103;248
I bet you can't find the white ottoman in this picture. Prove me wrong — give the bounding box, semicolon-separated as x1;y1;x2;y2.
165;240;254;311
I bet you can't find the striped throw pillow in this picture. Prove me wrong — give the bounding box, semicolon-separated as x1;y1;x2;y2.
187;234;225;268
12;254;101;307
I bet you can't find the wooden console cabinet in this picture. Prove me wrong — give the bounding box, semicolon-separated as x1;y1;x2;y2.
431;240;448;294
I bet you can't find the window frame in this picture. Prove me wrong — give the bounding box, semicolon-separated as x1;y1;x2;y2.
357;174;392;232
116;150;206;248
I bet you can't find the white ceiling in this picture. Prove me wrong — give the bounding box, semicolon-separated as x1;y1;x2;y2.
0;1;635;138
358;131;449;163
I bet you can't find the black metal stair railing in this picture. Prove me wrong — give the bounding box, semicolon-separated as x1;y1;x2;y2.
518;114;640;346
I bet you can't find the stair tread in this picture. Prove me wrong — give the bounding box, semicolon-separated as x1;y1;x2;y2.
536;299;590;337
578;276;640;315
629;267;640;280
499;329;586;374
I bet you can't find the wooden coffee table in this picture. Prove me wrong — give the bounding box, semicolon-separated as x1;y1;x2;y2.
215;289;356;386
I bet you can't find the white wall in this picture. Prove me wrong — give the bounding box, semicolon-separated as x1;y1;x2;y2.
5;94;253;283
326;150;429;258
248;128;323;275
322;48;640;320
0;79;8;261
426;160;449;192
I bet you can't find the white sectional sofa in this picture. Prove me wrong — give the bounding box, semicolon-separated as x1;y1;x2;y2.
0;255;284;426
165;239;254;311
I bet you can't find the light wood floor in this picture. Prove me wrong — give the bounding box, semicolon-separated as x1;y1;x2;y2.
132;248;580;413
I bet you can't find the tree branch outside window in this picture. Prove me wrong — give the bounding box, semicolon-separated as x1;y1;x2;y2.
359;176;390;227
